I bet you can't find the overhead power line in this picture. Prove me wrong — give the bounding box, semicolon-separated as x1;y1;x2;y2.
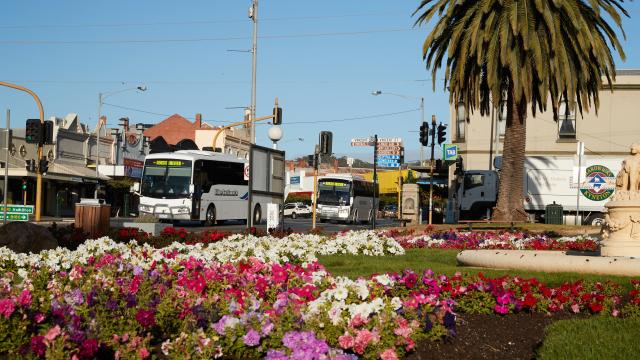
0;12;393;29
0;28;415;45
102;102;419;126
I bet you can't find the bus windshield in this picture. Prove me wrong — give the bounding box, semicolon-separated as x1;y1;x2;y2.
141;159;192;199
317;179;352;205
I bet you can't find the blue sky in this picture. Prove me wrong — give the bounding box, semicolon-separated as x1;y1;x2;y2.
2;0;639;162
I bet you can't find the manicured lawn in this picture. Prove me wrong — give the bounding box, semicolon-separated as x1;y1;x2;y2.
538;317;640;359
318;248;636;289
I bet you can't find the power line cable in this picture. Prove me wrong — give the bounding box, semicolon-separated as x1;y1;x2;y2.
286;108;419;124
0;12;393;29
103;102;419;125
0;28;415;45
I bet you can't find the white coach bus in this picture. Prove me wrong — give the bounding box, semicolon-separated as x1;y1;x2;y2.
316;174;377;224
134;150;263;225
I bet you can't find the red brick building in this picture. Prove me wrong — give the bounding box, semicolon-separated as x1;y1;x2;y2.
144;113;211;152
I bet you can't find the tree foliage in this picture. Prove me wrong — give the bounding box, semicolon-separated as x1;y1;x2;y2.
414;0;628;118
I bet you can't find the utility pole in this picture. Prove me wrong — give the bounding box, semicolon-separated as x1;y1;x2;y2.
420;98;425;166
311;147;319;229
429;115;436;225
0;81;44;222
3;110;9;225
372;135;378;230
249;0;259;144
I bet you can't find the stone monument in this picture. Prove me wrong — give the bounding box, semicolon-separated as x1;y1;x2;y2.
602;144;640;257
402;183;420;225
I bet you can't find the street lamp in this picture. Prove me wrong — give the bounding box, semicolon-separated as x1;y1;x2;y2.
95;85;147;198
371;90;425;165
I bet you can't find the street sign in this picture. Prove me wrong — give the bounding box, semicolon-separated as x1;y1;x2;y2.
290;176;300;185
0;213;28;221
378;155;401;160
0;205;34;214
443;144;458;161
351;137;373;146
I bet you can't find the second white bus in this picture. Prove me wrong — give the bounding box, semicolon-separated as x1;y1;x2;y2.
316;174;377;224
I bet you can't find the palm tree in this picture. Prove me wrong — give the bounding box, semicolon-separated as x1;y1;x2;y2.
414;0;628;222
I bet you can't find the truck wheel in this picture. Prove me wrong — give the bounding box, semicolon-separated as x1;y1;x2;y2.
205;205;216;226
585;214;605;226
253;204;262;224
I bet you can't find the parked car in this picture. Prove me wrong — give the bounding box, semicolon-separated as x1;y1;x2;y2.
383;204;398;218
283;203;312;219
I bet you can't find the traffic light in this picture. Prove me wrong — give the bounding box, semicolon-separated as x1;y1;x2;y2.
437;123;447;144
43;120;54;144
319;131;332;155
21;179;27;191
272;106;282;125
419;122;429;146
39;157;49;174
454;157;464;176
307;153;318;169
25;159;36;172
25;119;43;144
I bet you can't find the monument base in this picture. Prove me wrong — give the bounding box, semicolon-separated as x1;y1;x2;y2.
602;196;640;257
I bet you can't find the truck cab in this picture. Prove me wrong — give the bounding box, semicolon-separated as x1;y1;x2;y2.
456;170;499;219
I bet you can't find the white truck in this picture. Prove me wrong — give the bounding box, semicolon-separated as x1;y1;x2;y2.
454;156;623;225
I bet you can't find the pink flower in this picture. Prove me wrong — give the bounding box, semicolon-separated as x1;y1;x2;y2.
34;313;45;323
354;329;374;354
494;304;509;315
350;314;368;328
17;290;32;307
571;303;580;313
0;298;15;318
139;348;150;359
394;325;412;338
338;334;354;349
44;325;61;343
381;348;399;360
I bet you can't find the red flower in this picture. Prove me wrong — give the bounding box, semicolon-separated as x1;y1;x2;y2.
588;302;603;313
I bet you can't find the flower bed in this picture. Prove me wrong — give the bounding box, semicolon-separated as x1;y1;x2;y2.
1;233;639;359
382;229;599;252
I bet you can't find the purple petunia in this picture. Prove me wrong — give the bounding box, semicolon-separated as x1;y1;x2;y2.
243;329;261;346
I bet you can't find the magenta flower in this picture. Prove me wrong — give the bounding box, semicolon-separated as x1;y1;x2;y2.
0;298;15;318
78;338;99;358
494;304;509;314
30;336;46;357
17;290;32;307
135;309;156;328
243;329;261;346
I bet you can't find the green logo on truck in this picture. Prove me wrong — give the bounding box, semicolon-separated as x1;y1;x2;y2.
580;165;615;201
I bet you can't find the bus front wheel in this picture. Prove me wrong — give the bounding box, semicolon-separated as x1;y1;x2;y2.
205;205;217;226
253;204;262;225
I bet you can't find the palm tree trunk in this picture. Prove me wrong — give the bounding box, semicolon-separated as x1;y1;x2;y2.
492;84;528;222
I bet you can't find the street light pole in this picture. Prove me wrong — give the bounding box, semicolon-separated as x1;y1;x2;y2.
250;0;259;144
95;86;147;198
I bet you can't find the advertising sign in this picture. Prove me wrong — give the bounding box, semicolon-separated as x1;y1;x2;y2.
124;158;144;178
580;165;615;201
290;176;300;185
443;144;458;161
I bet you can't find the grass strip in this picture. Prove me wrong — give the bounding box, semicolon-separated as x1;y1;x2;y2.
538;317;640;359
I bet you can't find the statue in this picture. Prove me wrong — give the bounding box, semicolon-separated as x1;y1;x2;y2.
615;143;640;192
602;144;640;257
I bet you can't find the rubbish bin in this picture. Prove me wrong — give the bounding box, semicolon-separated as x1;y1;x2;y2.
545;202;563;225
75;198;111;238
